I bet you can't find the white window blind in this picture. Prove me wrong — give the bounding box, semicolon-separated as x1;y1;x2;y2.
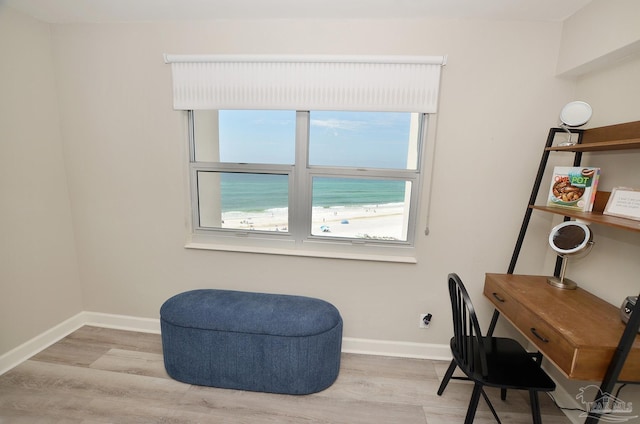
164;54;446;113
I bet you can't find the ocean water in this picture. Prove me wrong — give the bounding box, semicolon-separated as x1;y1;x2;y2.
219;173;407;213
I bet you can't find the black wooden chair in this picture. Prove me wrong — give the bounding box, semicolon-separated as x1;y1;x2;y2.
437;273;556;424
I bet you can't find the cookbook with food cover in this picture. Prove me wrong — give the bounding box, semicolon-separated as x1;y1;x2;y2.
547;166;600;212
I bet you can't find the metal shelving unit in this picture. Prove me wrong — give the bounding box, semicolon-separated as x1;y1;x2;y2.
491;121;640;424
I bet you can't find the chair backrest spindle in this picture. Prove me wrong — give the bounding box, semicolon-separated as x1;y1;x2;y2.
447;273;488;377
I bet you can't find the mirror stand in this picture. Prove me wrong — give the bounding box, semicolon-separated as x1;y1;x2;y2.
547;256;578;290
557;125;576;147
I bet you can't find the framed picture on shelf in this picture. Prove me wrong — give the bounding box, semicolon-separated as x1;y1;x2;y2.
604;187;640;221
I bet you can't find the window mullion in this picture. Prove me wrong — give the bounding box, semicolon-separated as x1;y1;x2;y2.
188;110;196;162
290;111;311;244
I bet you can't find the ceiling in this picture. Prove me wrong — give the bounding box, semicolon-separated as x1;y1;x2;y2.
3;0;593;23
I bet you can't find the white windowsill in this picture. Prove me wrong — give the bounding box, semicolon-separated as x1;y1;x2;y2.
185;241;417;264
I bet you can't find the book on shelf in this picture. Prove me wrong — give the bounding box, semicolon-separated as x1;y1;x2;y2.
547;166;600;212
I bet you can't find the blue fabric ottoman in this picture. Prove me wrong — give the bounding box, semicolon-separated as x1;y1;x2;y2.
160;289;343;395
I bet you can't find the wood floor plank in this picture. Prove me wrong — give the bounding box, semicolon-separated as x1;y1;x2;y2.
0;360;189;403
339;352;438;381
82;397;193;424
179;385;427;424
64;326;163;354
0;326;571;423
30;326;162;367
89;349;170;380
315;366;443;407
29;338;110;368
0;418;85;424
423;404;574;424
0;386;94;422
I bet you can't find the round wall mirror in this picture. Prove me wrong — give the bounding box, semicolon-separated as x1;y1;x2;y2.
547;221;594;289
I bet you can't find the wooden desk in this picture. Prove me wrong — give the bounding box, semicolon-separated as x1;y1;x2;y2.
484;273;640;381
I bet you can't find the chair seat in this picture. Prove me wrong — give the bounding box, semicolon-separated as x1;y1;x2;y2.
451;336;556;391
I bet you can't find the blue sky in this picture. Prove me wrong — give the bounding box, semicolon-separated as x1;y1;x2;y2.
218;110;412;169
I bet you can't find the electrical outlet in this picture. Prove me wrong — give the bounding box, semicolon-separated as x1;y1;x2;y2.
419;313;432;328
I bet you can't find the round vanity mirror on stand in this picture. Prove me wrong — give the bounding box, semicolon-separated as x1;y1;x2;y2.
547;221;594;290
558;101;593;146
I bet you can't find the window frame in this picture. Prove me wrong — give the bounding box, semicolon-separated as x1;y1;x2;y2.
185;110;430;263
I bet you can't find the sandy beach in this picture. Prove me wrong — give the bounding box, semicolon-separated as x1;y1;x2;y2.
221;203;405;240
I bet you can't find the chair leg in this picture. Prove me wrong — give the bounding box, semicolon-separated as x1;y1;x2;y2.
464;383;483;424
529;390;542;424
437;359;457;396
500;388;507;400
480;388;502;424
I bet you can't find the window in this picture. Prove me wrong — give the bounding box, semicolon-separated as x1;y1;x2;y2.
165;54;446;260
189;109;428;259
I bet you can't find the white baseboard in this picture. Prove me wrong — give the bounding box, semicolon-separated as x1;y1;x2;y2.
0;312;86;375
342;337;451;360
82;311;161;334
1;312;451;375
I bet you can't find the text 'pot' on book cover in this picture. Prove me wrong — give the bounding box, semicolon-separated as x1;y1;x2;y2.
547;167;600;212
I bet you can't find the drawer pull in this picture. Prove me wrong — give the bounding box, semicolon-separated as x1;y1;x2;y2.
492;292;505;303
530;328;549;343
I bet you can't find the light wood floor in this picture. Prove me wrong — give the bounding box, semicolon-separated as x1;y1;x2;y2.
0;326;571;423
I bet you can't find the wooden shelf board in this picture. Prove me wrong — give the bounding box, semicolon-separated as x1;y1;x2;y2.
530;205;640;232
546;138;640;152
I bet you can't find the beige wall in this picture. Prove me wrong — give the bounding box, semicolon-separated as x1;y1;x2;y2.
557;0;640;76
48;17;573;346
0;7;83;354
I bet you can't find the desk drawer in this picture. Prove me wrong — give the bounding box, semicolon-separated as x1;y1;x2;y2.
483;277;520;320
516;307;576;376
